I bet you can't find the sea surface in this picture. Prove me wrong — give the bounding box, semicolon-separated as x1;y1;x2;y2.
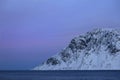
0;70;119;80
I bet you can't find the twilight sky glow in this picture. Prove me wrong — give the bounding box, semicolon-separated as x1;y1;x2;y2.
0;0;120;70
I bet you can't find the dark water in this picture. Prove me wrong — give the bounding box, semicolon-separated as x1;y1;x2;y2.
0;70;120;80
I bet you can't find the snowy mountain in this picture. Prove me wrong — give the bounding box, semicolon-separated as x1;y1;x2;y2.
34;28;120;70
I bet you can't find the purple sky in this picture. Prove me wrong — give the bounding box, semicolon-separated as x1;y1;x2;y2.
0;0;120;70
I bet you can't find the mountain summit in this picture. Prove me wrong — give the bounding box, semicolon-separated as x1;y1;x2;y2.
34;28;120;70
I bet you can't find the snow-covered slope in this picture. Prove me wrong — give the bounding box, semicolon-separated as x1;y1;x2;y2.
34;28;120;70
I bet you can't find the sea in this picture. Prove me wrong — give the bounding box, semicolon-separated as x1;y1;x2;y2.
0;70;119;80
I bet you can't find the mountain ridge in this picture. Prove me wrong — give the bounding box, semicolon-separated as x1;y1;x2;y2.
34;28;120;70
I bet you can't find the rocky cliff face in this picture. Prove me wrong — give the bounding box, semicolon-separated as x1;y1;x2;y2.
34;28;120;70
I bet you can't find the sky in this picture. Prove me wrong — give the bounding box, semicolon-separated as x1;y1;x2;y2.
0;0;120;70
